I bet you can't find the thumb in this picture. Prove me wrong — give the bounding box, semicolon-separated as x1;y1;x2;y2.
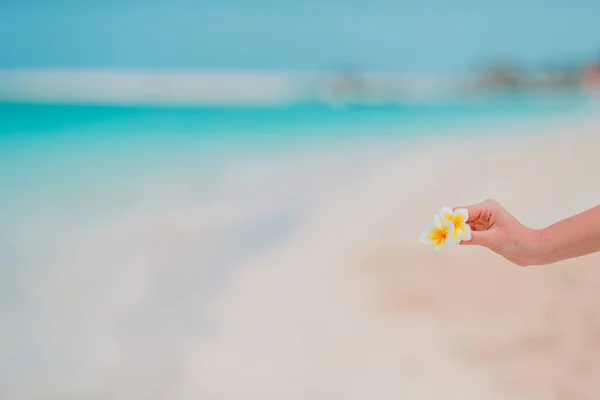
460;230;495;248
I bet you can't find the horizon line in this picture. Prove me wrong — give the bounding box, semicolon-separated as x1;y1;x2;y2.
0;69;460;105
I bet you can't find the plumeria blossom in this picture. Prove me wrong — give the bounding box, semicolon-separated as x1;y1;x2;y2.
437;207;472;242
419;215;456;252
419;206;472;252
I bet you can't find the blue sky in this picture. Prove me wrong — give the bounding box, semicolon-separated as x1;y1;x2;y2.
1;0;599;72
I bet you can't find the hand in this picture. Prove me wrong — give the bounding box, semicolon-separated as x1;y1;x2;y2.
454;199;543;266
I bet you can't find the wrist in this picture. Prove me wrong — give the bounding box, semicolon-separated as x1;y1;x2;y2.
530;227;557;265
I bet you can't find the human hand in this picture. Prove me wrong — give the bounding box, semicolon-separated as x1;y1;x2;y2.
454;199;544;266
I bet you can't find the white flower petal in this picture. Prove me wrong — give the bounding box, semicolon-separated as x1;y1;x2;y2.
461;223;472;241
433;214;443;229
448;237;460;246
433;242;445;252
419;232;432;244
454;208;469;224
439;207;453;221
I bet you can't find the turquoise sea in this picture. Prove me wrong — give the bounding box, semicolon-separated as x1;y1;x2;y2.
0;93;595;211
0;92;597;398
1;92;594;172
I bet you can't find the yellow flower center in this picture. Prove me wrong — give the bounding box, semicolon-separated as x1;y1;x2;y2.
430;224;449;245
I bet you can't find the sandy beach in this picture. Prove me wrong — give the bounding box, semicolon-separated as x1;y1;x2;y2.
3;111;600;400
175;116;600;400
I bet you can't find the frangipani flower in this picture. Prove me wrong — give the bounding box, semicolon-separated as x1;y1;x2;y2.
419;216;456;252
437;207;472;242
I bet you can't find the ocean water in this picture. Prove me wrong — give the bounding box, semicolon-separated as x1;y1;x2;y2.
1;93;594;215
0;93;592;190
0;93;596;398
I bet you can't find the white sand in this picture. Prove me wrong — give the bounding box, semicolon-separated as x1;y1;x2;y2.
4;115;599;400
176;117;600;400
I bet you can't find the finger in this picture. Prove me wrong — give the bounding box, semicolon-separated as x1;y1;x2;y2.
459;231;494;248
